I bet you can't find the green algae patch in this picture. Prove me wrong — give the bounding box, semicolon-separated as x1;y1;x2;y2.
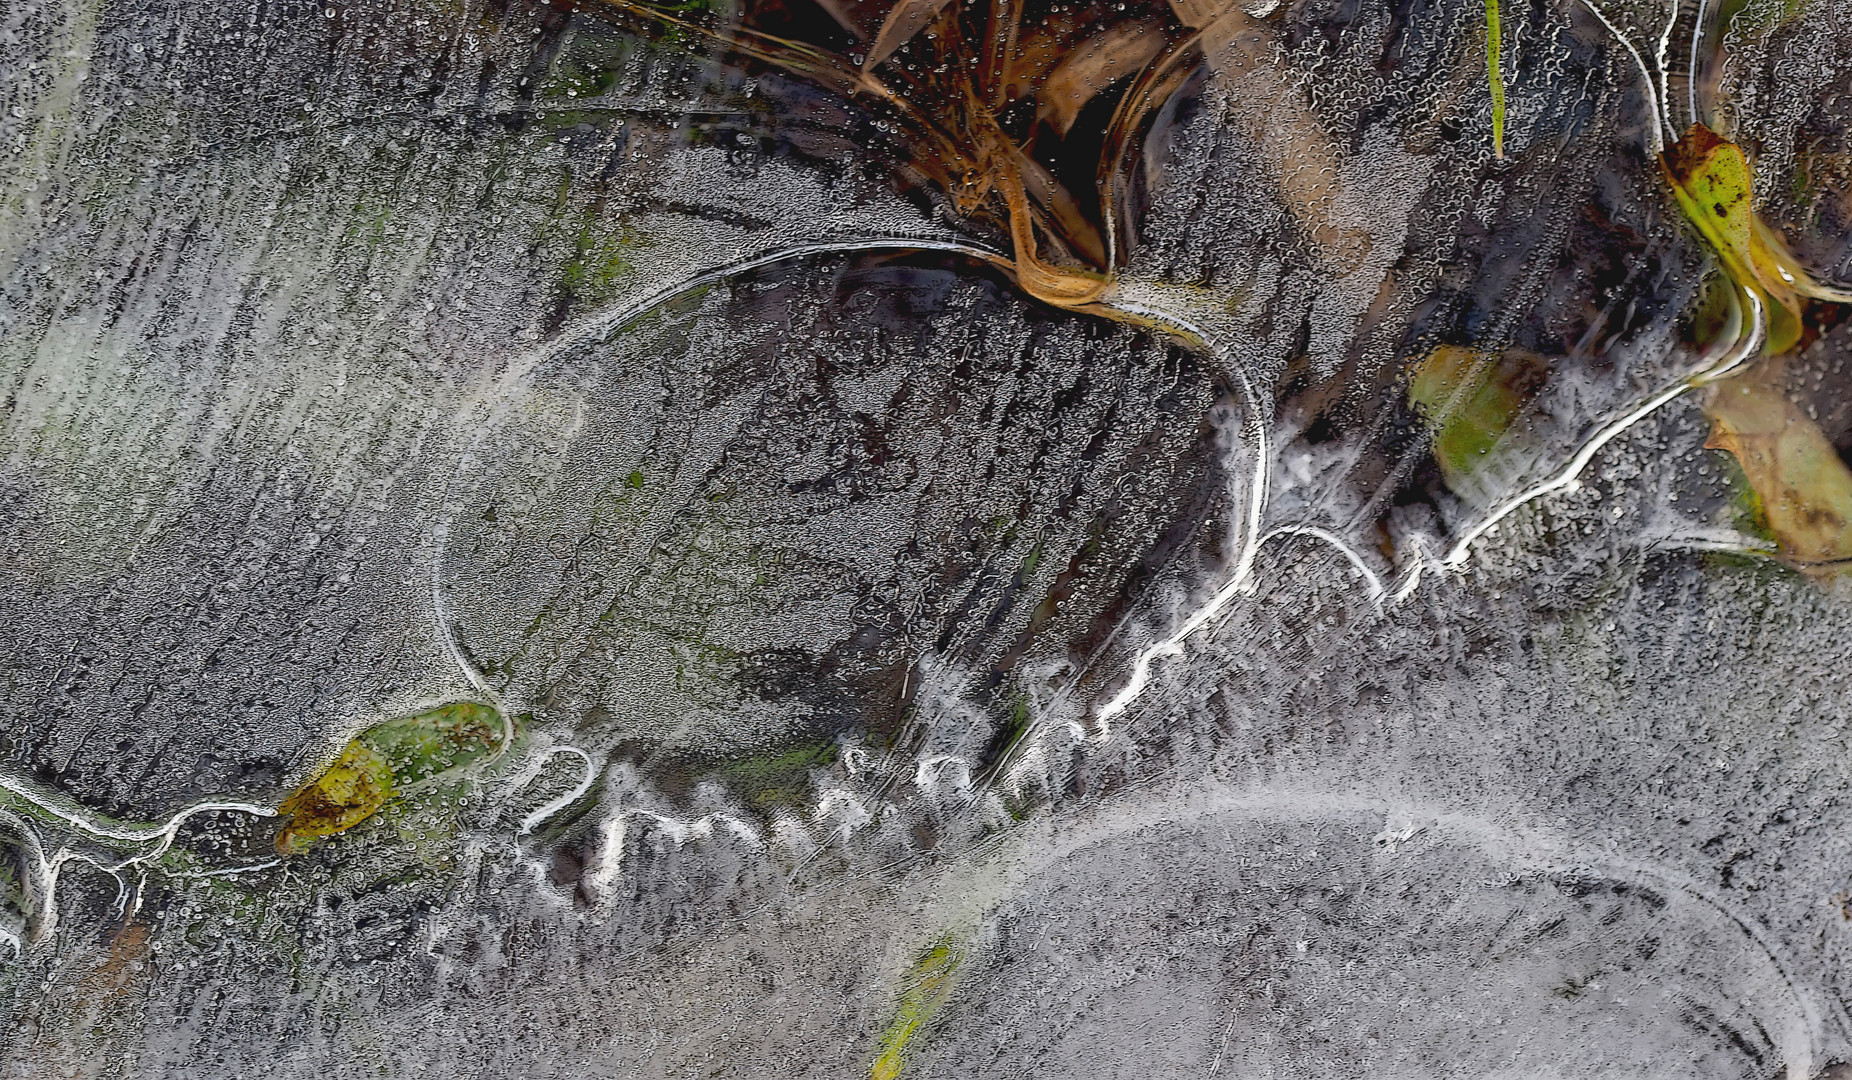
713;739;838;812
365;703;504;783
559;220;648;309
870;937;965;1080
276;703;504;852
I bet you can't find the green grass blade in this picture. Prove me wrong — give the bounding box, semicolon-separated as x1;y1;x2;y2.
1484;0;1506;157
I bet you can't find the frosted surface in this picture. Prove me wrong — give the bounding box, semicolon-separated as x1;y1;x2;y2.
4;0;1852;1074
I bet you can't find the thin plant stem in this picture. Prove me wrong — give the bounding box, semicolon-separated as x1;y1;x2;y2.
1485;0;1507;157
1688;0;1709;125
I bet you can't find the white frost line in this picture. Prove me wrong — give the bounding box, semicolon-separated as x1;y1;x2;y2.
1207;1006;1239;1076
1387;534;1433;606
1688;0;1709;126
426;564;518;761
517;746;598;836
0;778;275;847
1443;286;1763;567
437;232;1008;465
1087;296;1270;729
431;567;500;708
428;233;1007;726
1654;0;1680;146
0;779;280;943
1646;533;1777;556
913;754;974;792
582;806;766;900
1581;0;1670;153
165;859;283;880
1256;525;1387;605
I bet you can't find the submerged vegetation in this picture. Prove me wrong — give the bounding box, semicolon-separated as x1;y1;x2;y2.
869;936;966;1079
1408;0;1852;574
558;0;1295;310
1483;0;1506;158
276;703;505;852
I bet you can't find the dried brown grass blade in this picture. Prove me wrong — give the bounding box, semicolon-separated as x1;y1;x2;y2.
865;0;958;68
1035;22;1170;136
810;0;867;39
1166;0;1231;27
1012;148;1109;269
979;0;1024;108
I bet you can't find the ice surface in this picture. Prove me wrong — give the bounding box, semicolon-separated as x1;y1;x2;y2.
4;0;1852;1074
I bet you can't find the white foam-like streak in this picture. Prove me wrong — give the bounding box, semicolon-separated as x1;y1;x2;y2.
1688;0;1710;126
0;778;275;846
0;776;279;944
1654;0;1681;147
1444;285;1762;567
517;747;599;836
1581;0;1672;154
916;781;1847;1074
1084;291;1271;731
914;754;975;793
1258;525;1388;605
1055;280;1762;737
580;805;765;904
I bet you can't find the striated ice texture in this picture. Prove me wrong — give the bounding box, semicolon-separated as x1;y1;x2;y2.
3;0;1852;1074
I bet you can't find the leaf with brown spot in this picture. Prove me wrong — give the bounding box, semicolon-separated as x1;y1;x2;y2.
276;742;394;852
275;703;505;852
1661;123;1804;353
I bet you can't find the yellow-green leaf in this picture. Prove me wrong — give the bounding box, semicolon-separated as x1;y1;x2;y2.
1408;344;1542;489
1660;123;1803;353
1484;0;1506;158
275;702;505;852
276;743;394;852
870;938;964;1080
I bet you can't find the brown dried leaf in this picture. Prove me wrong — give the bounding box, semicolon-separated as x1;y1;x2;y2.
275;742;394;852
1034;22;1169;135
864;0;957;68
978;0;1024;107
1705;359;1852;571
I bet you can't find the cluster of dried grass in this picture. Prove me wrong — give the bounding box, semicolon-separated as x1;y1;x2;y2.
572;0;1258;309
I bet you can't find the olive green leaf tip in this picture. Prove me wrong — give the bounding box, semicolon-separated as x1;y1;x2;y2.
1483;0;1506;159
869;937;966;1080
1409;345;1537;487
